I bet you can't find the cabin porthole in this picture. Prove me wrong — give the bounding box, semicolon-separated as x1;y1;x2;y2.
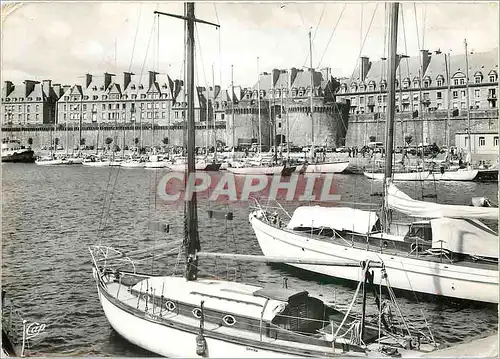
222;315;236;326
165;301;176;311
383;241;388;248
192;308;202;319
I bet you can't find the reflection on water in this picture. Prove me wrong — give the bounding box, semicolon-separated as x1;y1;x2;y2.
1;164;498;355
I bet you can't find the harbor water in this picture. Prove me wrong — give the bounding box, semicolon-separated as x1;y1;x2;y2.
1;163;498;356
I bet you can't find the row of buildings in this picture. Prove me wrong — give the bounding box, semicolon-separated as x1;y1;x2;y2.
1;48;498;149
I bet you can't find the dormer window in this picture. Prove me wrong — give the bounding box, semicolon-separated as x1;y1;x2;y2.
403;79;410;89
291;88;297;97
64;96;69;101
413;79;419;88
36;97;41;101
140;94;146;99
100;86;105;90
93;86;97;91
368;81;375;91
489;71;498;83
139;84;144;89
162;84;168;89
131;84;136;90
102;95;108;100
423;77;431;88
436;75;444;87
359;83;366;91
474;72;483;84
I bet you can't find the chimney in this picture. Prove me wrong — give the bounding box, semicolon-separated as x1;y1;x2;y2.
52;84;61;97
290;67;299;87
85;74;93;88
148;71;158;89
272;69;280;87
42;80;52;98
123;72;133;90
104;72;115;90
420;50;431;74
359;57;371;82
3;81;14;97
62;85;71;97
24;80;38;97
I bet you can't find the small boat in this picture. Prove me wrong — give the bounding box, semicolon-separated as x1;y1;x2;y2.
1;139;35;163
144;155;168;169
35;155;66;166
81;156;111;167
297;161;350;174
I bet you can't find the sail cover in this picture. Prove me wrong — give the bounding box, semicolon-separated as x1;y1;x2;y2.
431;218;498;258
287;206;379;234
387;183;498;220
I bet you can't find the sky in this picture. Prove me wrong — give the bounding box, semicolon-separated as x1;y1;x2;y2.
1;1;499;89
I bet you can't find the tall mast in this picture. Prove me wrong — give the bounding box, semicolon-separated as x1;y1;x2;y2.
464;39;472;164
257;57;262;155
286;69;291;159
382;2;399;232
309;29;314;151
212;63;217;162
154;3;219;281
383;3;398;181
206;79;210;152
184;3;199;281
231;65;235;150
445;53;451;148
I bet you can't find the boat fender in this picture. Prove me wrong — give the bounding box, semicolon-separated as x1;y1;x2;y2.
196;334;207;356
380;346;401;357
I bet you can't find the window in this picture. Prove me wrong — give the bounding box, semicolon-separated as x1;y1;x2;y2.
437;102;442;109
359;97;365;105
221;114;225;120
423;80;430;88
83;104;87;110
115;104;119;109
461;90;466;98
147;112;152;119
102;104;106;110
475;76;482;84
475;89;480;98
162;102;167;109
475;101;480;108
437;92;442;100
175;111;179;118
83;113;87;120
437;79;443;86
64;105;67;111
35;105;39;111
35;114;39;120
490;75;497;82
488;89;497;98
147;102;152;109
108;104;112;110
460;79;465;85
122;103;126;109
454;79;459;86
461;102;466;109
494;137;499;146
453;91;458;99
161;112;165;118
453;102;458;109
165;301;176;311
27;105;30;112
479;137;485;146
423;92;430;100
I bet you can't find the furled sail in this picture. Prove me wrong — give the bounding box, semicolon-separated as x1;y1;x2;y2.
287;206;379;234
387;183;498;220
431;218;498;258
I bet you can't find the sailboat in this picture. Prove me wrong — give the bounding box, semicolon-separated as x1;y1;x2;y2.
249;3;498;303
89;4;439;357
227;58;295;176
363;40;479;182
295;30;350;175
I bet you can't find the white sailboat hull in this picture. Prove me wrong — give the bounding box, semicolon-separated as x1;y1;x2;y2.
97;284;303;358
81;161;110;167
299;162;350;174
249;214;499;303
144;162;167;169
35;159;66;166
364;169;479;181
227;166;284;175
120;161;144;168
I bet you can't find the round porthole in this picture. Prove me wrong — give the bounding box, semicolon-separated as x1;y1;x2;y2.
192;308;202;319
165;301;176;311
223;315;236;326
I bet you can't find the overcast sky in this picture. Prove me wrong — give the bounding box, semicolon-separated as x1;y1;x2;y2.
1;1;498;88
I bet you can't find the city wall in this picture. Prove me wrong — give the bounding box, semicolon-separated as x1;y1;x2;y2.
345;109;498;147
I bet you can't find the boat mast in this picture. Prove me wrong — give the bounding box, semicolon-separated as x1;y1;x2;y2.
286;68;291;159
231;65;235;150
382;2;399;231
445;52;451;149
309;29;314;159
257;57;262;155
155;4;220;281
212;63;218;162
464;39;472;165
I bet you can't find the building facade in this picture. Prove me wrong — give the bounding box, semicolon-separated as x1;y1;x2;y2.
455;130;499;164
336;48;498;147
